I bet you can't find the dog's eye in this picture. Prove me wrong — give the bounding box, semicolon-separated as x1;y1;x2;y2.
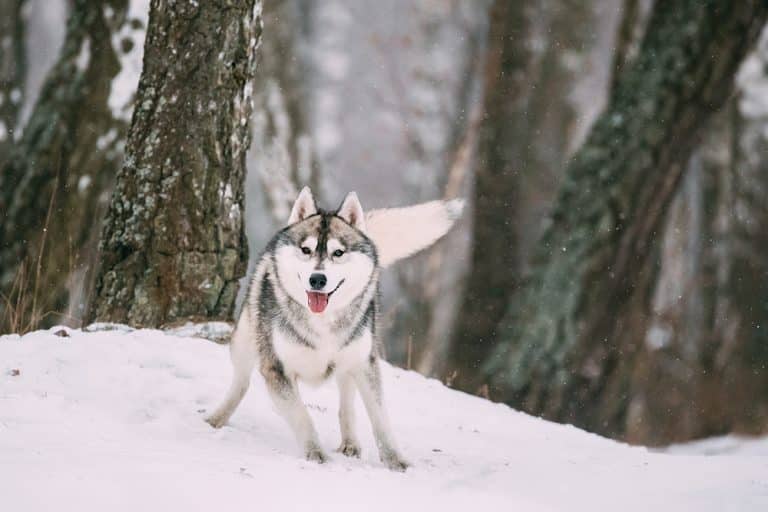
301;247;311;255
333;249;345;258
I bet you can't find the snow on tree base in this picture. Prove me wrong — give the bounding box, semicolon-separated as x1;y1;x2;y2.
1;327;765;511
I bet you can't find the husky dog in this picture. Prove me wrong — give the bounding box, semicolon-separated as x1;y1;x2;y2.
206;187;462;471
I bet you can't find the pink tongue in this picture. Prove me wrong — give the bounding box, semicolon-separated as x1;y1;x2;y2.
306;291;329;313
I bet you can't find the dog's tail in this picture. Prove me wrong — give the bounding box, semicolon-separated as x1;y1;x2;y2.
365;199;464;267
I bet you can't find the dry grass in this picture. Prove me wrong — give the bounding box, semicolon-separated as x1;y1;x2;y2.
0;175;77;335
1;259;35;334
0;258;59;335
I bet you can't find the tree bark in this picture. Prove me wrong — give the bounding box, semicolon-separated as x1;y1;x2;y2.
609;0;654;97
447;0;594;390
0;0;26;165
0;0;141;332
710;87;768;437
617;110;726;444
88;0;262;327
443;0;529;388
486;0;768;438
625;37;768;444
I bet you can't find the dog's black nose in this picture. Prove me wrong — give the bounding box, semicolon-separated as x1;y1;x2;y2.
309;273;327;290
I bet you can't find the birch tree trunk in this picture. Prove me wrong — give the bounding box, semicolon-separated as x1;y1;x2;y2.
0;0;142;332
88;0;262;327
251;0;317;222
486;0;768;438
0;0;26;165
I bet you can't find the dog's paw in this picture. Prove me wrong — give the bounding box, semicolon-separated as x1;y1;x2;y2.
205;413;227;429
337;439;361;458
305;445;328;464
381;451;409;472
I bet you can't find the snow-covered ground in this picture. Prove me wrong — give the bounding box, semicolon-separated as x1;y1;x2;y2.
1;327;766;511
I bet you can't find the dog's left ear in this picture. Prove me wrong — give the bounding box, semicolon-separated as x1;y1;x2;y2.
337;192;366;232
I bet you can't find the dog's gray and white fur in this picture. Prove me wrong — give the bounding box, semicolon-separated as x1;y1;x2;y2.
206;187;462;471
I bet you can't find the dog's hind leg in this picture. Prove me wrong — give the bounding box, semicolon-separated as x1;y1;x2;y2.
353;358;409;471
206;309;257;428
263;364;326;463
336;373;361;457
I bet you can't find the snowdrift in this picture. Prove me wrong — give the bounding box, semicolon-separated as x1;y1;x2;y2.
1;326;766;511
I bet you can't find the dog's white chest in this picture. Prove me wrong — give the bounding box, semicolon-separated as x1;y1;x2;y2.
272;324;372;384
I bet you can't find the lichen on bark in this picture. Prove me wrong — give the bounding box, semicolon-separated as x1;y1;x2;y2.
486;0;768;438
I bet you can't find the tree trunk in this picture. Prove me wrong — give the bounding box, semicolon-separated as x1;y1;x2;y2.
625;35;768;443
443;1;529;388
0;0;26;165
251;0;318;223
710;82;768;437
401;4;486;376
88;0;262;327
486;0;768;437
0;0;142;333
447;0;594;390
609;0;654;97
355;1;486;371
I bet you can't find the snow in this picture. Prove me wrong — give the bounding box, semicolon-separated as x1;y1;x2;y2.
20;0;67;127
663;435;768;457
75;37;91;72
76;175;92;192
645;324;671;350
108;0;150;120
2;326;766;511
738;28;768;118
95;127;119;150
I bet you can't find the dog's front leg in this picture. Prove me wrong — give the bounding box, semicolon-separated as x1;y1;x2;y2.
353;358;409;471
206;310;257;428
336;373;361;457
263;363;326;463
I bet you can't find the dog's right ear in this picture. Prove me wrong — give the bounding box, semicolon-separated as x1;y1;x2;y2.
288;186;317;225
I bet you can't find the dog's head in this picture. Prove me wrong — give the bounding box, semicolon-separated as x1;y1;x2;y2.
273;187;377;315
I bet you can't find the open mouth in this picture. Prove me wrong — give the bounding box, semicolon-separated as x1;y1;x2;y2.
306;279;344;314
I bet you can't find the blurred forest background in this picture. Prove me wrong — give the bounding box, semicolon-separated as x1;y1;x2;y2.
1;0;768;447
